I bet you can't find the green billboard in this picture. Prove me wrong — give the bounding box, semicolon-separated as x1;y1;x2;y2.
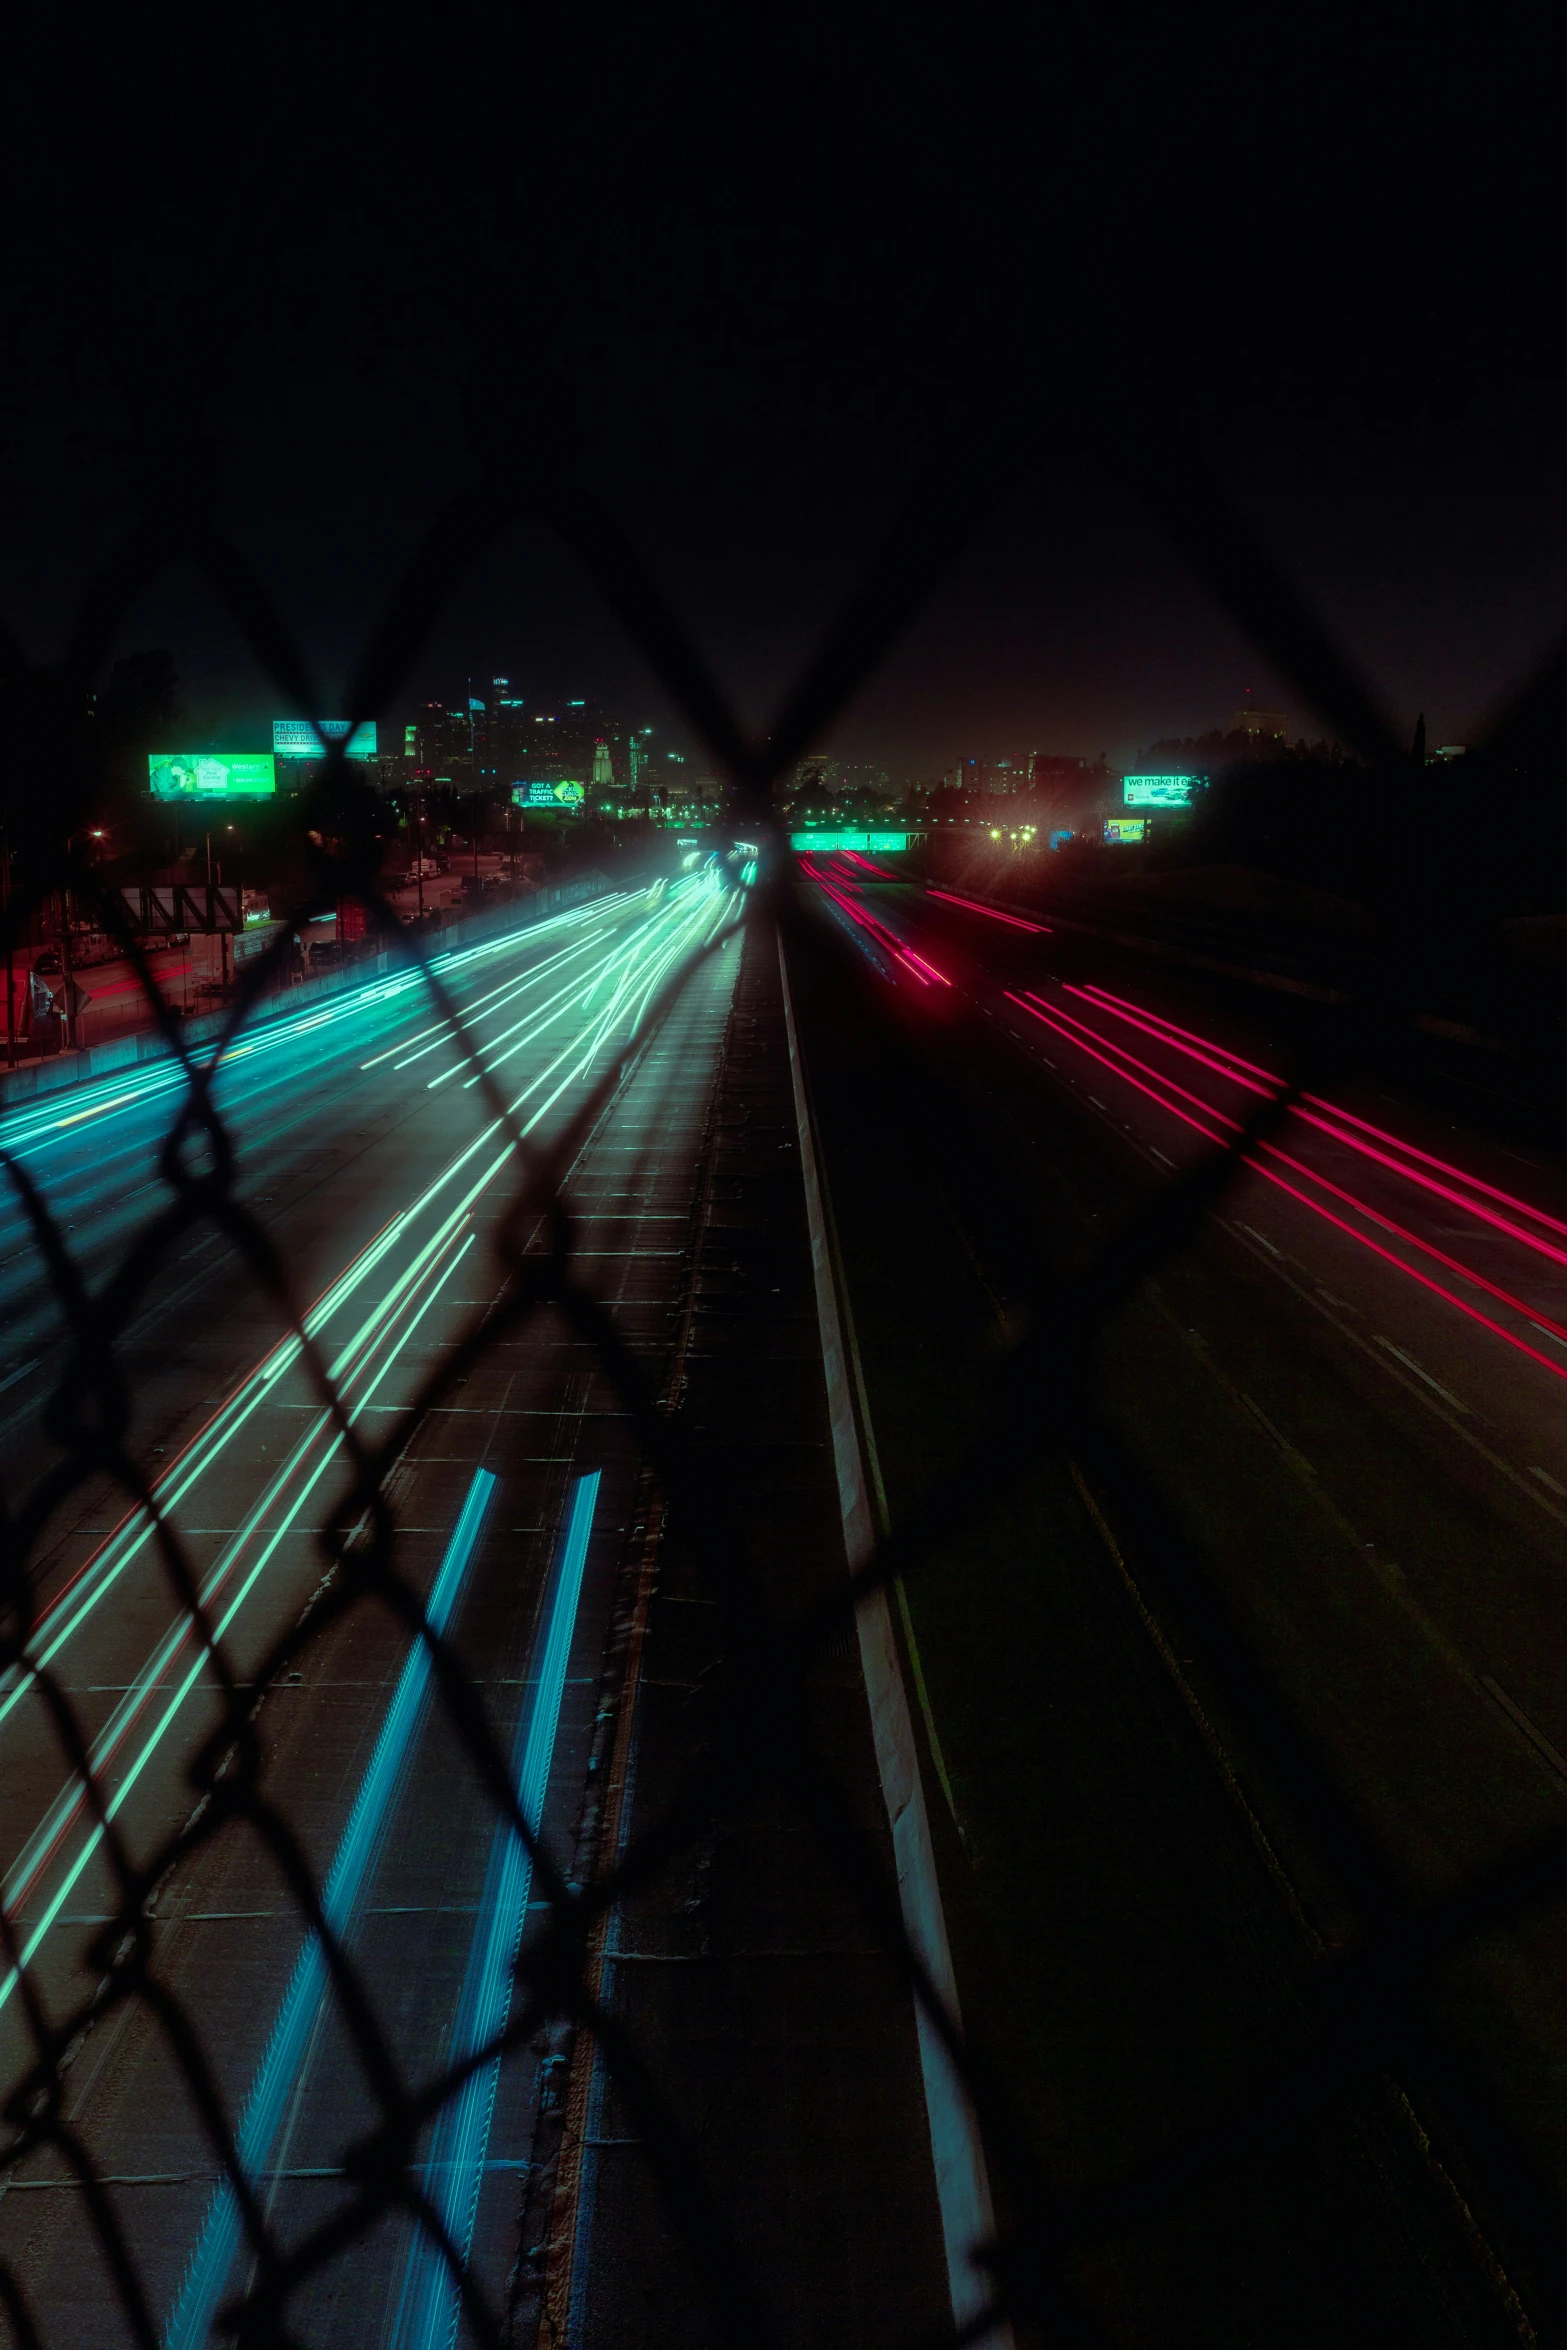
272;720;378;759
1123;774;1198;807
512;780;585;809
149;753;278;800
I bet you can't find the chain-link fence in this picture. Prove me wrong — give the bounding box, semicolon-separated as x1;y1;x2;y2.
1;2;1565;2344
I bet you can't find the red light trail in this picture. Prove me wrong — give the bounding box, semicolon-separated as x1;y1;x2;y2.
1004;983;1567;1390
1068;983;1567;1277
803;862;951;987
926;888;1050;933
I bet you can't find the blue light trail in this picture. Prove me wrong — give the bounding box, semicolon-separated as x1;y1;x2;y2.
164;1466;500;2350
0;878;728;1732
0;878;737;2024
0;890;634;1164
387;1469;601;2350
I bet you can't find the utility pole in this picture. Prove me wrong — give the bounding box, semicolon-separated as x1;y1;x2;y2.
204;830;213;1002
59;884;78;1052
417;792;425;921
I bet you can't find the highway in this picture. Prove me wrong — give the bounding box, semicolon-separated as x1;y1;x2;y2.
8;831;1564;2343
0;866;746;2339
791;851;1567;2341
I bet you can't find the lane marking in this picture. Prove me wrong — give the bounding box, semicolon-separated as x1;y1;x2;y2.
1479;1676;1567;1787
1239;1393;1316;1480
1373;1338;1470;1415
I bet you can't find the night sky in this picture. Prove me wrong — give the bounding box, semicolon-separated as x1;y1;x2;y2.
3;0;1562;774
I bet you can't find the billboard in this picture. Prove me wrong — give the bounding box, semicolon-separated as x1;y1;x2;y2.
1123;773;1197;807
513;779;585;809
1103;817;1146;844
273;719;378;759
148;752;277;799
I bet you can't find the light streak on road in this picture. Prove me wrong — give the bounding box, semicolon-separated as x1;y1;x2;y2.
163;1468;501;2350
0;1229;480;2008
388;1471;601;2350
804;866;949;989
458;879;728;1089
1005;989;1567;1390
0;880;734;2023
368;928;616;1073
925;888;1050;933
0;889;633;1163
0;885;722;1726
1035;992;1567;1340
434;940;637;1089
1072;982;1567;1272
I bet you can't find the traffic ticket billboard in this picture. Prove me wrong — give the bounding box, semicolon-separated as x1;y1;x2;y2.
513;780;585;809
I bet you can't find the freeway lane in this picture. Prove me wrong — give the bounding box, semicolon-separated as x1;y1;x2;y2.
793;859;1567;2333
804;858;1567;1640
0;867;743;2339
0;880;649;1397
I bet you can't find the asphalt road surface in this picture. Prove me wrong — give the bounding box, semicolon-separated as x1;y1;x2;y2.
0;867;747;2340
11;837;1567;2345
790;853;1567;2342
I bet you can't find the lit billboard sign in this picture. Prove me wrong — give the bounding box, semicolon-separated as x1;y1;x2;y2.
273;719;378;759
1123;774;1197;807
513;779;585;809
1103;818;1146;844
148;752;277;799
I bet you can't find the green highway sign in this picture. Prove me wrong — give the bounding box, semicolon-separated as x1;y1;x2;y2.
790;829;915;851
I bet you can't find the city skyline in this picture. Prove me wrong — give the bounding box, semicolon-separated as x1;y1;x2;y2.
8;7;1559;780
